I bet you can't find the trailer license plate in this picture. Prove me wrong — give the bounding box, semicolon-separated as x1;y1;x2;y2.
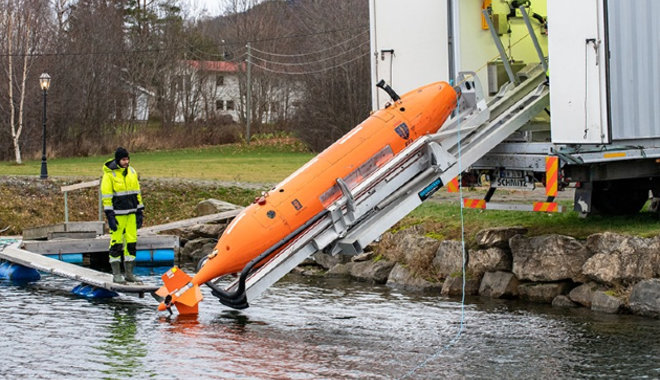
492;170;535;190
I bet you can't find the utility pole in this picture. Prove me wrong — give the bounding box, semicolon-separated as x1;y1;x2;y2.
246;42;252;145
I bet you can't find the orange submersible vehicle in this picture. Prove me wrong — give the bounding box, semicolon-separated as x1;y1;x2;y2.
157;78;474;315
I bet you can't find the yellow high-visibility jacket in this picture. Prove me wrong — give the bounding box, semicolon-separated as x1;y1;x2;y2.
101;158;144;215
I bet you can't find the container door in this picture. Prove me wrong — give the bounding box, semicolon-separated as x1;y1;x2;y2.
607;0;660;140
549;0;610;144
369;0;450;111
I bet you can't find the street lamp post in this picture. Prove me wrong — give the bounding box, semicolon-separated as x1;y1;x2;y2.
39;73;51;180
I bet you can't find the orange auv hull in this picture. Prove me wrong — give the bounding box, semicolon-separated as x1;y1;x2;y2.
193;81;457;286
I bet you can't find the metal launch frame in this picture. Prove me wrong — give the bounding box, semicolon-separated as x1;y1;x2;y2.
220;68;550;307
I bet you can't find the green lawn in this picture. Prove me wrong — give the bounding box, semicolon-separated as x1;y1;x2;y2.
3;141;660;239
0;143;315;184
405;200;660;243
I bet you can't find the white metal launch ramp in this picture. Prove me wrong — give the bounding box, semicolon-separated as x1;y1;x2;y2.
220;67;550;307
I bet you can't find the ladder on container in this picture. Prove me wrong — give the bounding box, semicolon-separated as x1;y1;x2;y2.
215;68;550;308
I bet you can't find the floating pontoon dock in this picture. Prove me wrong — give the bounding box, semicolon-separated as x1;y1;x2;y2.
0;208;242;298
0;242;159;296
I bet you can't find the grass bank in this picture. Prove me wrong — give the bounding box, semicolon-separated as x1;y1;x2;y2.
3;175;660;239
0;137;314;184
2;138;659;239
403;201;660;243
0;177;262;235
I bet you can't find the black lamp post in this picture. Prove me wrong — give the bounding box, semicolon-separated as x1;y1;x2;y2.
39;73;51;180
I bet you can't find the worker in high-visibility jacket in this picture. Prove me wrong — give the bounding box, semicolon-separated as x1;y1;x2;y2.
101;147;144;283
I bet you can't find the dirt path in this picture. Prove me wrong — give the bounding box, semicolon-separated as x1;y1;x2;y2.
429;185;575;205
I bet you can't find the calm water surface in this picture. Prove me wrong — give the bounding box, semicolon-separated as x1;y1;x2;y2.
1;266;659;379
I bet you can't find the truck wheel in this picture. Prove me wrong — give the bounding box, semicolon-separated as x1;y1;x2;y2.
592;181;649;215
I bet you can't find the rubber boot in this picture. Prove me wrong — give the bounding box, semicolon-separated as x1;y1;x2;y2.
110;261;126;283
124;261;142;284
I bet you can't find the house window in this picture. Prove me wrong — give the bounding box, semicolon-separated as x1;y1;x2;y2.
216;75;224;86
216;100;223;110
226;100;235;110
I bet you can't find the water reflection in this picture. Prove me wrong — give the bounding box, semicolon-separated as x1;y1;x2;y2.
0;270;658;379
97;306;152;379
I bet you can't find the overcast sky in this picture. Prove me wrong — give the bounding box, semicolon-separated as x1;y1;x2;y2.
182;0;224;18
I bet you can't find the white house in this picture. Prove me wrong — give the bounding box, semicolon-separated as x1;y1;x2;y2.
173;60;301;124
111;80;155;122
124;83;155;121
171;60;242;123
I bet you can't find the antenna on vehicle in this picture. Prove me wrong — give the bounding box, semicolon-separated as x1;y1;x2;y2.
376;79;401;102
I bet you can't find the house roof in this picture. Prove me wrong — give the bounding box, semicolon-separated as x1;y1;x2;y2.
184;60;243;73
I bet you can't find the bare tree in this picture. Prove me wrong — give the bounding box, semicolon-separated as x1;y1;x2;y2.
214;0;297;130
198;0;370;147
0;0;49;163
287;0;371;151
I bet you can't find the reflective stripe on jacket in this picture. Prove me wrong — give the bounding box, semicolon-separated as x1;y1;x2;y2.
101;158;143;213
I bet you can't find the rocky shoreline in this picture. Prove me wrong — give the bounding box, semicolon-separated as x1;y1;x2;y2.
173;200;660;319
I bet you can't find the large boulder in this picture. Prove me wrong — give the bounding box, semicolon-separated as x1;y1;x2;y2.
394;233;442;265
187;223;227;239
591;291;624;314
441;276;480;296
313;252;350;270
586;232;654;254
629;279;660;318
179;237;217;262
582;233;660;285
352;251;374;262
510;234;592;282
327;262;352;277
479;271;519;298
195;199;242;216
475;226;528;248
467;247;512;277
568;282;600;308
518;282;572;303
349;260;395;284
432;241;464;279
386;263;443;292
162;223;227;240
552;295;579;308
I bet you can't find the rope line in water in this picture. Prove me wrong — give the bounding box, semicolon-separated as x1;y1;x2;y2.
400;87;467;379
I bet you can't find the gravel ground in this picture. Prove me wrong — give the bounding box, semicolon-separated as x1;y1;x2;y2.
429;185;575;205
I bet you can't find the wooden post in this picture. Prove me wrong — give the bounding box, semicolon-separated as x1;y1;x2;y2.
59;180;101;223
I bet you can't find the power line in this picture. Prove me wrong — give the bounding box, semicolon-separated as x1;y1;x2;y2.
248;40;369;66
249;29;369;57
248;51;369;75
0;25;369;58
225;25;368;46
0;46;181;58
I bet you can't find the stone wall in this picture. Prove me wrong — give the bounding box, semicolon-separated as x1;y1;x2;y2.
309;227;660;319
169;200;659;319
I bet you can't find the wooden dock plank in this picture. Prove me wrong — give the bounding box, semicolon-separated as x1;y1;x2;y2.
60;180;100;192
22;221;105;240
1;243;159;293
21;235;179;255
138;208;242;235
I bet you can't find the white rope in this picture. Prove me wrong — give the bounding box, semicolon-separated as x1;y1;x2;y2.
400;87;467;379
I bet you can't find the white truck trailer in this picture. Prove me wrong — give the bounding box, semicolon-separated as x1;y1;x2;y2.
370;0;660;215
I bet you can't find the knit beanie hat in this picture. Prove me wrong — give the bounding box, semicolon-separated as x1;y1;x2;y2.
115;147;129;163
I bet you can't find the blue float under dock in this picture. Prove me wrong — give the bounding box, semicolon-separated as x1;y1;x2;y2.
0;243;160;295
0;261;41;282
20;235;179;267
